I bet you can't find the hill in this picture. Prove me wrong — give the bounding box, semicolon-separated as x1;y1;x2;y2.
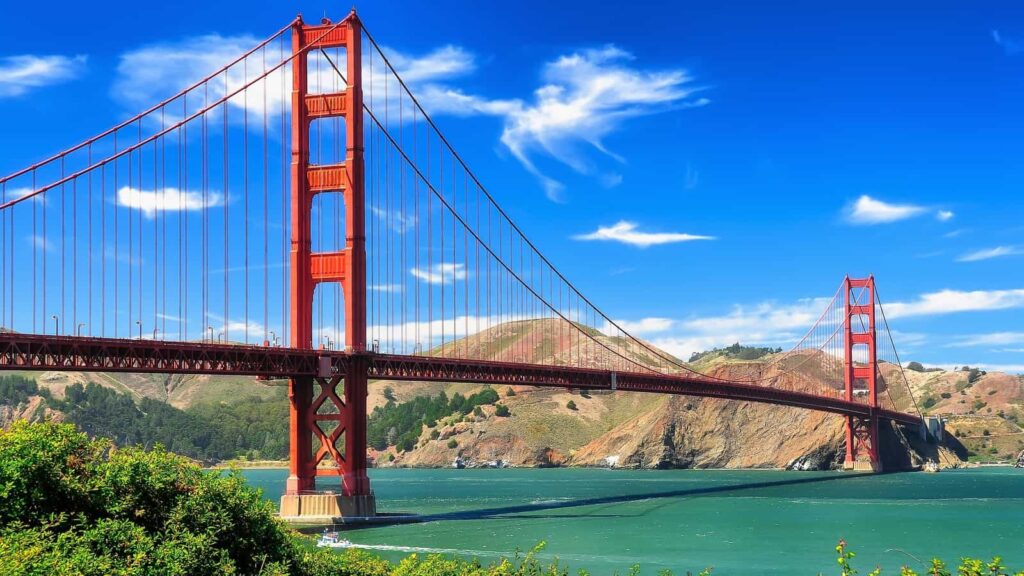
4;320;1015;468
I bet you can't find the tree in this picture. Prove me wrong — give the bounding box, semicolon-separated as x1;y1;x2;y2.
906;361;925;372
505;387;516;397
473;406;485;418
495;404;510;417
566;400;577;411
447;439;458;449
382;386;396;402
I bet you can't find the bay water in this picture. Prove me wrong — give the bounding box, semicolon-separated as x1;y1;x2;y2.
242;467;1023;575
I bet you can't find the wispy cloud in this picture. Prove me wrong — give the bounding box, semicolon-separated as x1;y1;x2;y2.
496;46;707;201
845;195;954;226
845;195;926;224
116;186;223;218
573;221;714;248
956;246;1024;262
370;206;417;233
946;332;1024;348
29;234;53;252
114;34;288;117
410;262;467;285
616;287;1024;360
404;45;707;201
993;30;1024;55
603;317;675;335
638;297;831;360
0;54;86;97
884;288;1024;318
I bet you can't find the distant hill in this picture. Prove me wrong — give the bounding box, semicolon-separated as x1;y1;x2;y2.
5;319;1017;467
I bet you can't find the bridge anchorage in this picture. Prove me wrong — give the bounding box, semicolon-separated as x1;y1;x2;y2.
0;10;933;523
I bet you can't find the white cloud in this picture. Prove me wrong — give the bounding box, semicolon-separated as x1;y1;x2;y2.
573;221;714;247
846;195;926;224
884;288;1024;318
945;332;1024;348
640;297;831;360
845;195;954;225
603;317;675;335
114;34;288;117
370;206;417;233
956;246;1024;262
116;186;223;218
0;54;86;97
993;30;1024;55
498;46;707;201
29;234;53;252
392;44;706;201
410;262;467;284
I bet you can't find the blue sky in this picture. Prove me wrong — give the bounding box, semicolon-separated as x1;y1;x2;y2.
1;1;1023;371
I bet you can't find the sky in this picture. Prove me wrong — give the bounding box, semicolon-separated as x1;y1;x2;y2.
1;1;1023;372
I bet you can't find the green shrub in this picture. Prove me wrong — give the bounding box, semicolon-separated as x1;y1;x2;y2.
505;387;516;397
566;400;577;411
495;404;511;417
447;439;458;449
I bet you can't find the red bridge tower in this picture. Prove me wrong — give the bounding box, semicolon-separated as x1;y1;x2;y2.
843;276;881;472
281;11;375;519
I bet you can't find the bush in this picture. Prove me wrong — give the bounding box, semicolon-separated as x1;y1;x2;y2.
447;439;458;449
922;396;937;409
473;406;485;418
566;400;577;411
430;429;440;440
505;387;516;397
906;361;925;372
0;421;295;575
495;404;511;417
940;392;952;399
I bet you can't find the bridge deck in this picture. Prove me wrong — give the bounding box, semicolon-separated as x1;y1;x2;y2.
0;334;920;426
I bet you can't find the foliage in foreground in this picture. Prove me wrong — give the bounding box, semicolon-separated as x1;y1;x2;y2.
835;540;1023;576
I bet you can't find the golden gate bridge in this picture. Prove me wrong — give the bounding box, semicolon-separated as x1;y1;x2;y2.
0;11;927;519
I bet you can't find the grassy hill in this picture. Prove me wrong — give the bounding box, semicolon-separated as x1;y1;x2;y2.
4;320;1017;467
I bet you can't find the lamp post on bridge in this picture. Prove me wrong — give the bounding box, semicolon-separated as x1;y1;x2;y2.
207;326;214;343
76;323;86;337
135;320;142;340
51;314;59;336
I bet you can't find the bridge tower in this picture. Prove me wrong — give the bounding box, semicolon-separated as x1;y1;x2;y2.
843;276;881;472
281;11;375;519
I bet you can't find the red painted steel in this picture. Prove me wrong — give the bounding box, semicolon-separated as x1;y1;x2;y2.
0;333;921;428
843;276;881;469
287;11;370;497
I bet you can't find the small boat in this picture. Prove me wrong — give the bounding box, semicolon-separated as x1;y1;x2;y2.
316;530;353;548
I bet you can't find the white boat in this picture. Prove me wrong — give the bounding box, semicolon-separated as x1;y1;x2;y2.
316;530;353;548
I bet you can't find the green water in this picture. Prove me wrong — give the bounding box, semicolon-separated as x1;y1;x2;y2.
242;467;1024;574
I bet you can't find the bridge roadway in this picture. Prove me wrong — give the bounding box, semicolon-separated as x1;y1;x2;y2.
0;333;921;427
